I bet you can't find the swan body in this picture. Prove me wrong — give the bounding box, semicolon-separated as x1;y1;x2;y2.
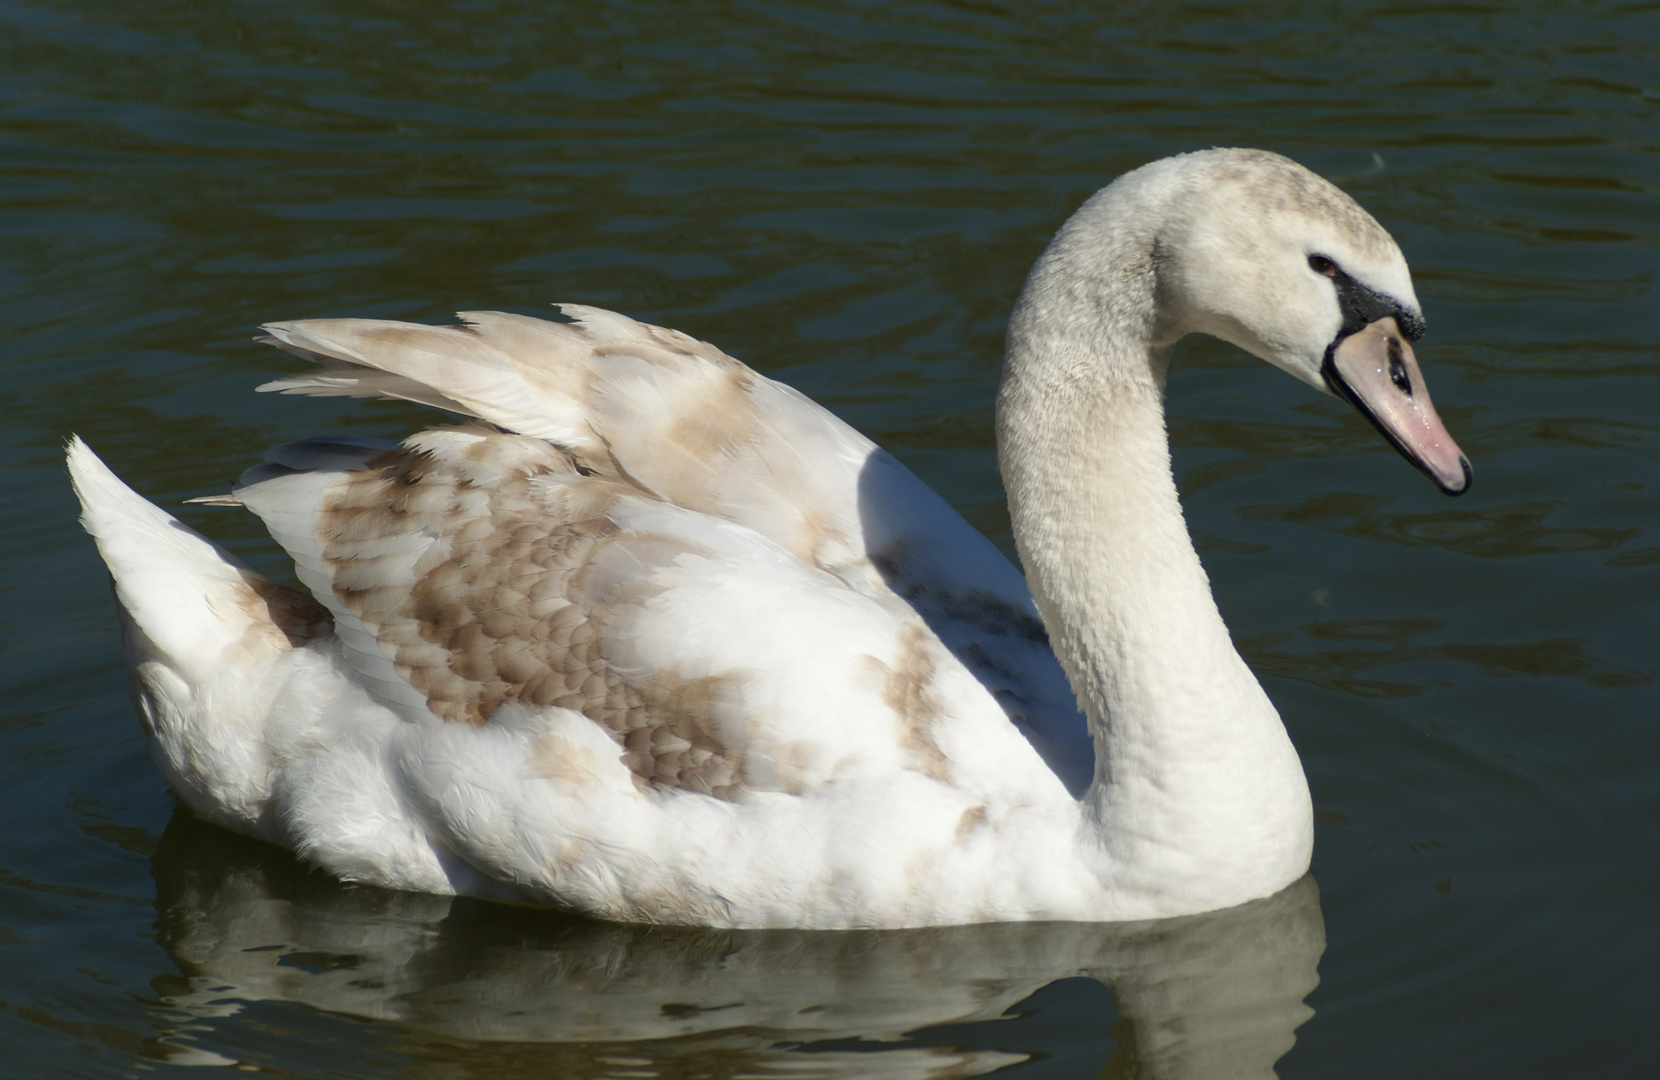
70;149;1468;928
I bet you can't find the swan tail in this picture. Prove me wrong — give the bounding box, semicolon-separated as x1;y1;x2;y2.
67;436;331;684
67;437;340;837
68;438;498;890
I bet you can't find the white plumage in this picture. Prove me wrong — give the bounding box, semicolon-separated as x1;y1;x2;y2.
69;148;1467;927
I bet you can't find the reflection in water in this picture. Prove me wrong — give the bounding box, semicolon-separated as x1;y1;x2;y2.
147;812;1324;1078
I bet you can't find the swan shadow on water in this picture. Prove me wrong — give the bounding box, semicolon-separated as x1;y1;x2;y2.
147;809;1326;1079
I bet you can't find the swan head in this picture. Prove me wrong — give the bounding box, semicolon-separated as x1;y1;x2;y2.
1143;149;1471;495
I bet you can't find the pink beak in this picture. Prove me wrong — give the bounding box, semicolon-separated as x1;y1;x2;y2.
1322;317;1470;495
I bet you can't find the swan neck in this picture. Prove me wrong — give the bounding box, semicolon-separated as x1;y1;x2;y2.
1001;311;1257;773
997;194;1312;902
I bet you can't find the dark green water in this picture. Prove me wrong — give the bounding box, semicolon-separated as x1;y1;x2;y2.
3;1;1657;1076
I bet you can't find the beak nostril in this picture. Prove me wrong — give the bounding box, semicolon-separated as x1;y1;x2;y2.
1386;337;1412;395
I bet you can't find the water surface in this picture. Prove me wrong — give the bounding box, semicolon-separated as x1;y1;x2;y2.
3;1;1657;1076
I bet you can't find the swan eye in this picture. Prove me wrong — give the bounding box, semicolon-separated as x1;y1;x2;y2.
1308;254;1338;277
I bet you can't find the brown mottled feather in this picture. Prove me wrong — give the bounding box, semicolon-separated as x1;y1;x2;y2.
879;623;951;783
238;572;333;648
311;428;750;798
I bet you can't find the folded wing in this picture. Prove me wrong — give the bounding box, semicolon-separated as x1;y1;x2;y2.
257;306;1091;791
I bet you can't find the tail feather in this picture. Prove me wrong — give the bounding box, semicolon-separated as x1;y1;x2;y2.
65;436;328;682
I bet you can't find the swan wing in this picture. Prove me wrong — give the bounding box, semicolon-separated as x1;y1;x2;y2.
257;307;1092;789
233;427;1060;806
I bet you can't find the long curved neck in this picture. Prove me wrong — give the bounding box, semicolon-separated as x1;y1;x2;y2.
997;186;1311;906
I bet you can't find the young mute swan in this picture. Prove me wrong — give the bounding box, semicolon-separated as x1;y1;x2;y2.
69;148;1469;929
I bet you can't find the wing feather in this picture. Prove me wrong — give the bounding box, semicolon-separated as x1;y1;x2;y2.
254;306;1091;791
234;426;1045;801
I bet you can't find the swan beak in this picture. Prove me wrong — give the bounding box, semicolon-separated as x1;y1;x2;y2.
1322;317;1471;496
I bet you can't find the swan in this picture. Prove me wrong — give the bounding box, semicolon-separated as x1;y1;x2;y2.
68;148;1468;929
